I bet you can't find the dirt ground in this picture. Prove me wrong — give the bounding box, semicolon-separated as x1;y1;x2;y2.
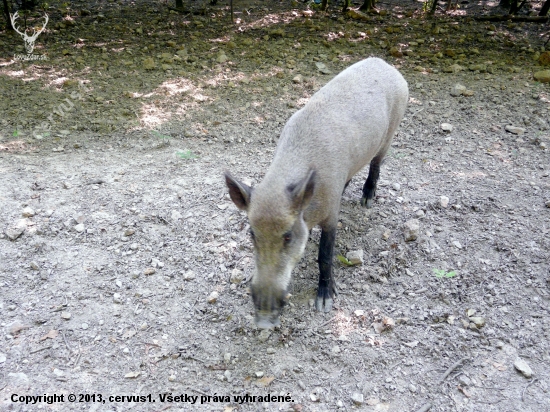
1;0;550;411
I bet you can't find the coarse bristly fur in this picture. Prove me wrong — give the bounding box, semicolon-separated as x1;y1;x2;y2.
226;57;409;328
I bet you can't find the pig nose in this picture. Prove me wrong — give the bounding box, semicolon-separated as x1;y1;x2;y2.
251;287;288;328
255;312;281;329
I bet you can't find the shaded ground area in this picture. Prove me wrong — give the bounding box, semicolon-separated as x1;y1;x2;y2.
1;1;550;411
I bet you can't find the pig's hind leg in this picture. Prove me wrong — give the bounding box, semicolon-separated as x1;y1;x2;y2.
361;154;383;209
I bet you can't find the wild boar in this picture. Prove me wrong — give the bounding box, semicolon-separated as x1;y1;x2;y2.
225;57;409;328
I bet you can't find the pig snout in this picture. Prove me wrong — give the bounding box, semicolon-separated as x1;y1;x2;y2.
251;284;288;328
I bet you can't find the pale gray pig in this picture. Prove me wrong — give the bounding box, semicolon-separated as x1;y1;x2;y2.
226;57;409;328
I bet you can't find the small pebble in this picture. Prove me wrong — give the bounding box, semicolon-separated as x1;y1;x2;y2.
258;329;271;342
5;219;27;240
113;293;122;303
351;392;364;406
224;370;232;381
207;291;219;303
469;316;486;328
505;125;526;135
440;195;450;208
403;219;420;241
458;375;472;386
346;250;364;265
441;123;453;132
514;358;533;378
22;207;35;217
61;312;71;320
183;271;196;280
230;269;244;284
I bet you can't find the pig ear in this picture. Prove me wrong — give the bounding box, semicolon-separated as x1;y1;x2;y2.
288;169;316;213
225;172;252;211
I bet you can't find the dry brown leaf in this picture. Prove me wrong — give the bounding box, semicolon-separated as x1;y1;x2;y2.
254;376;275;387
492;362;507;371
373;315;395;333
122;329;136;339
366;336;385;346
39;329;59;341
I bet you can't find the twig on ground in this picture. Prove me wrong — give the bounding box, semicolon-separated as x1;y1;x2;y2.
317;316;337;330
72;347;82;369
415;402;432;412
30;345;52;354
61;331;72;352
438;358;467;384
185;386;210;397
522;378;538;402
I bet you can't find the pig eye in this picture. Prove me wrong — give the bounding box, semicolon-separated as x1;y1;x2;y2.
249;229;255;240
283;232;292;245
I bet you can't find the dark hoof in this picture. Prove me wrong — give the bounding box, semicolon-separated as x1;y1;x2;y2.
360;196;374;208
315;285;337;312
315;295;333;312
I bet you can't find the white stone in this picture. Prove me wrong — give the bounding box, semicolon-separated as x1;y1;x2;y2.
441;123;453;132
351;392;364;405
505;125;526;135
346;250;364;265
5;219;27;240
22;207;35;217
207;291;219;303
514;358;533;378
403;219;420;241
450;83;467;96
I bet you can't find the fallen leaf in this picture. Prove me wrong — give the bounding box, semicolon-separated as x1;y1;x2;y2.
254;376;275;387
366;336;385;346
39;330;59;341
122;329;136;339
366;398;380;406
492;362;507;371
372;316;395;333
